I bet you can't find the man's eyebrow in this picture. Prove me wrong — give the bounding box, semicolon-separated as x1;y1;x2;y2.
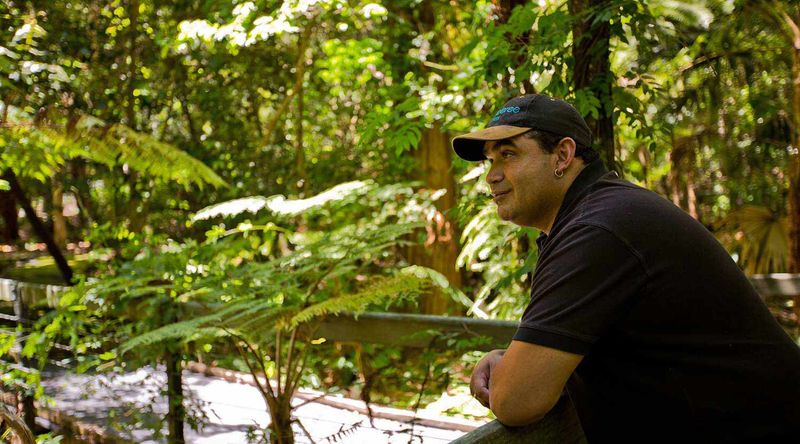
483;138;515;156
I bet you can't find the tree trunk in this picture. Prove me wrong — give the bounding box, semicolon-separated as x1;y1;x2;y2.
164;349;185;444
125;0;140;129
70;159;95;229
0;99;18;243
789;35;800;272
668;168;682;209
569;0;616;172
262;24;314;146
3;170;73;284
268;396;294;444
296;66;308;195
408;124;463;314
51;177;67;247
685;172;699;221
668;136;701;220
0;190;18;243
397;0;464;314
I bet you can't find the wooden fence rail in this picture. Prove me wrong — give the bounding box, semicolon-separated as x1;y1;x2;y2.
1;275;799;443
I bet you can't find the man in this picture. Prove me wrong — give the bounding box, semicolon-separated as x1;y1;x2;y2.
451;94;800;443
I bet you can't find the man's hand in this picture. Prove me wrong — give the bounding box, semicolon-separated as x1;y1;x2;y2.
470;349;505;407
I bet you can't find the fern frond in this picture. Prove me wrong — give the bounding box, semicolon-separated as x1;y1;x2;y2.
72;117;227;189
287;274;429;330
119;298;295;353
1;112;226;189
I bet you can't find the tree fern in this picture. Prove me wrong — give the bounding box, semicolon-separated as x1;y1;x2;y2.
36;178;452;443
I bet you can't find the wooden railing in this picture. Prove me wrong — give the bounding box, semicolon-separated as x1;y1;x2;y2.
450;394;587;444
1;274;798;443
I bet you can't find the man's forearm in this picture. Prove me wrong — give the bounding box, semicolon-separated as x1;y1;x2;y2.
487;341;582;426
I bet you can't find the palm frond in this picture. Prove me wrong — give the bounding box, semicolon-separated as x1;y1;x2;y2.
717;205;789;274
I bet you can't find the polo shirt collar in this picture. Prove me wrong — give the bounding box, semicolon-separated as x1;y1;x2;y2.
536;160;609;249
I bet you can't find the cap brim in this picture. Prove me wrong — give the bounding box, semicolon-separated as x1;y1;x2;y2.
452;126;531;161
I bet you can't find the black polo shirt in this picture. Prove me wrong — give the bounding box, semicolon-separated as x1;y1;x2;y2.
513;160;800;443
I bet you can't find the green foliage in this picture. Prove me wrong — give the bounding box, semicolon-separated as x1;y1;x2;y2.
0;122;72;183
36;433;63;444
359;94;424;157
68;116;227;189
0;112;226;190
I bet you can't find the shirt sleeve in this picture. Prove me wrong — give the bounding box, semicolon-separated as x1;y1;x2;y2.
513;223;648;355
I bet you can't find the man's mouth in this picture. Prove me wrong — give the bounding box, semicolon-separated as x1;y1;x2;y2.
492;190;510;200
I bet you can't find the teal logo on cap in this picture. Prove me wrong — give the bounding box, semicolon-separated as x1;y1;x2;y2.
491;106;520;122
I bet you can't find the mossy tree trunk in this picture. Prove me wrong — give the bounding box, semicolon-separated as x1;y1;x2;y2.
397;0;464;315
409;124;463;314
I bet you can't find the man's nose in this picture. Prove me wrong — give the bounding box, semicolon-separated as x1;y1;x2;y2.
486;161;503;184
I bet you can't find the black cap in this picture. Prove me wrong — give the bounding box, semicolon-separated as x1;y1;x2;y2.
452;94;593;161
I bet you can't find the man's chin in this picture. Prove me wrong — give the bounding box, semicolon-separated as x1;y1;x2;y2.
495;207;513;221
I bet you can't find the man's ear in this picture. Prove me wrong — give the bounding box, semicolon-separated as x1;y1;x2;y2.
555;137;577;171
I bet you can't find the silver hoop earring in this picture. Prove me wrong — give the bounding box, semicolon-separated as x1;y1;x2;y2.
554;168;564;178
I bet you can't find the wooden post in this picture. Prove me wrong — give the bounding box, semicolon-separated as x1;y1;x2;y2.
11;281;36;432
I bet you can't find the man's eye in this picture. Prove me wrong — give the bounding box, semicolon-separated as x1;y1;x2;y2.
501;151;514;158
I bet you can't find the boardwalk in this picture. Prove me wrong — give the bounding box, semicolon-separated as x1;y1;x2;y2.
40;366;485;443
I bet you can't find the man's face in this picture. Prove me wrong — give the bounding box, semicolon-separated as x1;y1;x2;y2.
484;134;564;231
